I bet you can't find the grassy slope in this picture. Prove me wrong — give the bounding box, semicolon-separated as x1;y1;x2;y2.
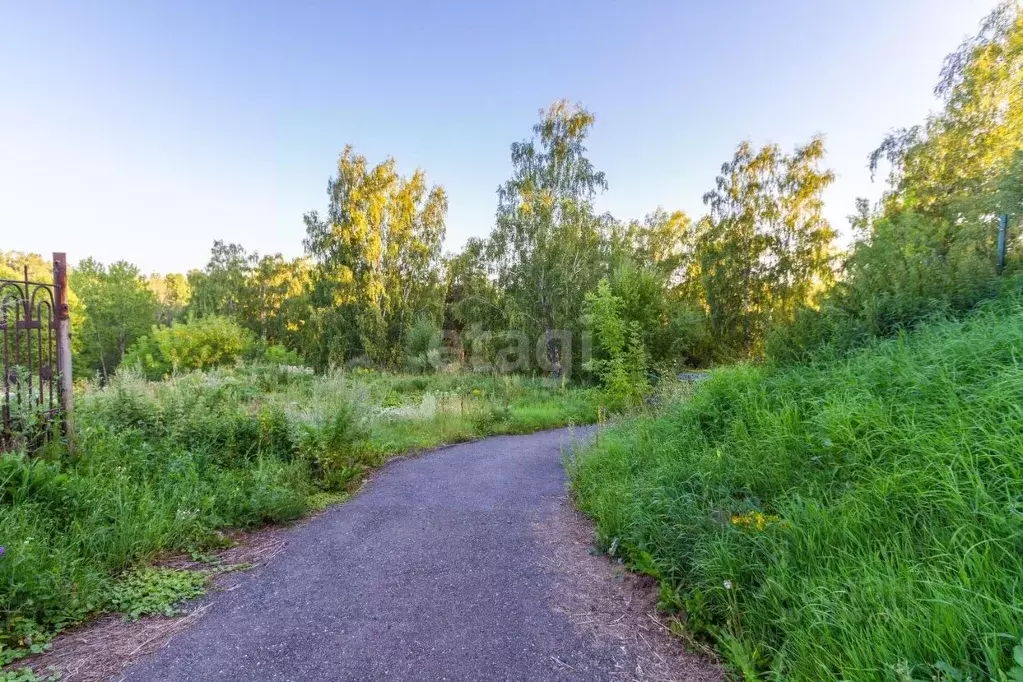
0;369;600;664
569;299;1023;680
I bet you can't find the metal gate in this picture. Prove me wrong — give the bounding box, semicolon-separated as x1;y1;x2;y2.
1;254;72;451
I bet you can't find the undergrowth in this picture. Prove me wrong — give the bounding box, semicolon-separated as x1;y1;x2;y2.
569;296;1023;680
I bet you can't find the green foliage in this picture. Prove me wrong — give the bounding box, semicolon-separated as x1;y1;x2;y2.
0;668;56;682
302;147;447;369
186;241;251;318
147;272;191;326
770;3;1023;363
298;397;370;490
699;136;836;358
186;242;310;348
124;316;253;379
487;100;610;375
71;258;157;379
253;342;304;367
583;279;649;407
570;298;1023;680
871;1;1022;225
108;568;207;621
404;316;444;372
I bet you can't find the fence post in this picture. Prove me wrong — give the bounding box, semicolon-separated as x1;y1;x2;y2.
53;252;74;452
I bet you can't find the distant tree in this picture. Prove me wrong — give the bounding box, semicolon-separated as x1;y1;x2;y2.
612;209;699;286
302;146;447;368
699;137;836;356
241;254;310;346
187;241;252;318
148;272;191;326
487;100;611;373
72;259;157;378
441;238;504;365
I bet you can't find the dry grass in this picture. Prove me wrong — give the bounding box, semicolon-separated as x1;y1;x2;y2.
533;496;721;682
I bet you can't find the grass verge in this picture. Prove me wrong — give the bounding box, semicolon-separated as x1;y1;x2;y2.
568;298;1023;680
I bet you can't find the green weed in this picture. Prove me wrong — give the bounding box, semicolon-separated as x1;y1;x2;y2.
108;568;208;621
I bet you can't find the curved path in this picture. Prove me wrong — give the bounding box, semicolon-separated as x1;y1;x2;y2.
121;427;712;681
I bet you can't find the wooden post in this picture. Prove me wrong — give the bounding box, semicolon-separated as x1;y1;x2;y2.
52;253;74;452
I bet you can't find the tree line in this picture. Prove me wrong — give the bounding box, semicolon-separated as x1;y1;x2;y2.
2;1;1018;390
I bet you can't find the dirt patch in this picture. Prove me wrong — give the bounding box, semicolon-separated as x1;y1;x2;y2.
534;497;722;682
8;524;292;682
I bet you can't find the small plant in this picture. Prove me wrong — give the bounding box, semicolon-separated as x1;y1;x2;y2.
1002;637;1023;682
108;568;208;621
468;401;510;433
583;279;649;408
299;397;370;490
0;668;57;682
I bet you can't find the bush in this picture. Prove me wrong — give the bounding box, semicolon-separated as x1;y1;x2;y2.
766;209;1022;364
124;316;253;379
570;297;1023;680
583;279;650;408
298;397;370;490
404;317;444;373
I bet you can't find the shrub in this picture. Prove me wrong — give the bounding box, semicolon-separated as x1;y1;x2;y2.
124;316;253;379
298;396;370;490
766;209;1022;364
404;317;444;373
584;279;649;408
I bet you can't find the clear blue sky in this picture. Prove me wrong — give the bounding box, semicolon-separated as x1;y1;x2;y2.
0;0;997;274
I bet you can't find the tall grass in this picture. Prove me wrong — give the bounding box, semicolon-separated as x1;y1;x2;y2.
569;297;1023;680
0;366;600;664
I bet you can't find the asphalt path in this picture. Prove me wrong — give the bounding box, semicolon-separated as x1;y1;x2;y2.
119;426;648;681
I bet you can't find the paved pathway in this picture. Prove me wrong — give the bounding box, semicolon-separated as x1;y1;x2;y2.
120;426;659;681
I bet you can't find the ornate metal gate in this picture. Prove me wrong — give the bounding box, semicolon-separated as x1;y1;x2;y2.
1;255;71;450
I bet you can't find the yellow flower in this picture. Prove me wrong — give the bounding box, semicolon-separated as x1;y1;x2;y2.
730;511;781;531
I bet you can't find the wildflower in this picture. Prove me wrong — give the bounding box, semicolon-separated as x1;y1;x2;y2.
730;511;781;531
0;546;5;558
723;580;733;590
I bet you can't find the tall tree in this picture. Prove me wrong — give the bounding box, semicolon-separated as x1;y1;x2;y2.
488;100;611;372
699;137;836;356
303;146;447;368
241;254;310;346
871;1;1022;224
148;272;191;326
187;241;253;318
72;259;157;378
839;2;1023;337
